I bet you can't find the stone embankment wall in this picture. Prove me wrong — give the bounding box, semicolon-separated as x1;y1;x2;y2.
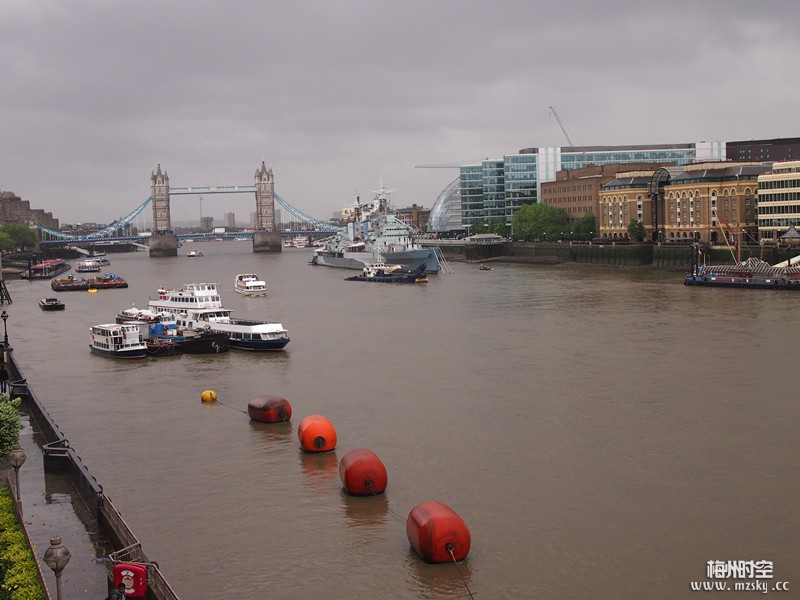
436;241;797;270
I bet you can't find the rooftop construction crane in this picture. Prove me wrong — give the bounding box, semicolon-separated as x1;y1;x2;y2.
549;105;577;148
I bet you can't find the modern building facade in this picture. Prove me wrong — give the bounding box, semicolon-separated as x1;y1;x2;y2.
756;160;800;242
449;141;726;234
427;177;462;232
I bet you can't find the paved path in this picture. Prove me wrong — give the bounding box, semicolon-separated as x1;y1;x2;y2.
3;413;110;599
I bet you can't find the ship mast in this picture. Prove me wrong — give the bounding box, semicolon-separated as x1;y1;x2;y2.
370;179;396;213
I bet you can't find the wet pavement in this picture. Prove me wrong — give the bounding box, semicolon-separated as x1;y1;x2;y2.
3;412;110;599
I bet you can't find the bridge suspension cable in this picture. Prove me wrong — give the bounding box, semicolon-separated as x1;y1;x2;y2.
275;194;342;231
38;196;153;240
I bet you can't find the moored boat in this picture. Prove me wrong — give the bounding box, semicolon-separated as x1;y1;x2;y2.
145;337;183;357
150;283;221;310
116;306;162;324
147;282;290;351
234;273;268;296
146;321;230;354
21;258;71;280
683;257;800;291
344;262;428;284
89;323;148;359
684;257;800;289
51;273;128;292
310;182;441;273
170;308;289;351
39;297;65;311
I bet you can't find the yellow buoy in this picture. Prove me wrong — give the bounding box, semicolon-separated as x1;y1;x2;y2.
87;288;98;294
200;389;218;403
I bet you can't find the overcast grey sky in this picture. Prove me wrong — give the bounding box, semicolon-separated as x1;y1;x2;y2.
2;0;798;226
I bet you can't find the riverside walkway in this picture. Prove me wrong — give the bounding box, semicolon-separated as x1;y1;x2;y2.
2;413;110;599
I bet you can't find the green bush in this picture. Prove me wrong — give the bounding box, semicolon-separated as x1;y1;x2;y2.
0;488;46;599
0;394;22;461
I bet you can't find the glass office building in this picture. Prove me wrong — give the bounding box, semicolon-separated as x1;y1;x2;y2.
427;177;462;232
436;141;726;232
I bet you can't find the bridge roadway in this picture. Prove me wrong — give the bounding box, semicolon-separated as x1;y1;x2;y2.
39;230;337;247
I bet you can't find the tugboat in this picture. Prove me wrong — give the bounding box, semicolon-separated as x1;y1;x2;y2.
344;262;428;284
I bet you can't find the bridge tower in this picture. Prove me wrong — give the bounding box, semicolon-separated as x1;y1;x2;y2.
254;161;275;230
151;164;172;232
149;164;178;256
252;160;282;252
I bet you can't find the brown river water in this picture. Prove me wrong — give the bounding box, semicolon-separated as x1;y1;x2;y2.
5;242;799;599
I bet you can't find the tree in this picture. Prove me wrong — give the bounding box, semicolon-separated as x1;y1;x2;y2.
0;223;36;252
627;219;646;242
486;219;506;236
0;395;22;460
512;203;569;241
573;212;597;241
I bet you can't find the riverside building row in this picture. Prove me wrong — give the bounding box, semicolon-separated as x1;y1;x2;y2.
426;137;800;243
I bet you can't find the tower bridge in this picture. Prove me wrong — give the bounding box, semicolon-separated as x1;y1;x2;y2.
37;162;342;256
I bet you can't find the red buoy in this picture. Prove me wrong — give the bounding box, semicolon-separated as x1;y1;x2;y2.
247;395;292;423
406;502;471;563
297;414;337;452
339;448;388;495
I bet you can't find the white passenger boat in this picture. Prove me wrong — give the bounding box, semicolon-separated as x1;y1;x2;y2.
76;259;102;273
292;235;310;248
172;308;290;351
89;323;148;359
152;282;222;310
148;283;289;351
234;273;268;297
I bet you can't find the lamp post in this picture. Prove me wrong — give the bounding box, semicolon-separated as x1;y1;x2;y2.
8;443;26;514
1;311;7;347
43;536;71;600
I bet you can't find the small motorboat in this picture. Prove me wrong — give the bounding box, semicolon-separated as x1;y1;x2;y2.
39;297;65;311
479;264;493;271
187;250;204;257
